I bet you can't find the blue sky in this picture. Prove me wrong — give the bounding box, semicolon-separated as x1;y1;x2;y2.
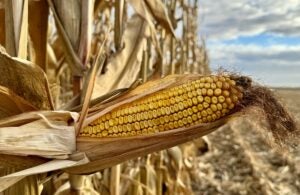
199;0;300;87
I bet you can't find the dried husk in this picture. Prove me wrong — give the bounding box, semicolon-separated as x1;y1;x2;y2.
0;111;87;192
0;111;79;159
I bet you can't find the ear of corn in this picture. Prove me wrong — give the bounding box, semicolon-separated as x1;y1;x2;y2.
79;75;243;138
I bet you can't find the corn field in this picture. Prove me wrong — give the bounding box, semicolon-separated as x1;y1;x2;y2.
0;0;299;195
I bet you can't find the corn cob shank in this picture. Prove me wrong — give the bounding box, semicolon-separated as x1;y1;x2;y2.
80;75;244;138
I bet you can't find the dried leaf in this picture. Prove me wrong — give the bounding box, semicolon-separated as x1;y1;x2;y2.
28;0;49;70
0;50;54;110
0;1;5;46
0;152;89;192
47;0;85;75
0;85;37;119
92;14;150;98
53;0;81;51
78;0;93;65
5;0;28;58
144;0;176;37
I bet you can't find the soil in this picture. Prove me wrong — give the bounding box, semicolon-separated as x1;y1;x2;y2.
192;88;300;195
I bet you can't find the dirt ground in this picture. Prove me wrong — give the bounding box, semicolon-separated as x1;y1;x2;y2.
192;88;300;195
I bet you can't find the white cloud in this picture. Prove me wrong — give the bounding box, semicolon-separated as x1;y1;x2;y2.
199;0;300;40
207;43;300;86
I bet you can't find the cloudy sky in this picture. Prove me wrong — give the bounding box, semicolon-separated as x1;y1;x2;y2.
199;0;300;87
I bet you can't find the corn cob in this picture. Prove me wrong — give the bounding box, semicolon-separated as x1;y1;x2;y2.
80;75;244;138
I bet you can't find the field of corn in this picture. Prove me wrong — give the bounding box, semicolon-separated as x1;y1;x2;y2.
0;0;299;195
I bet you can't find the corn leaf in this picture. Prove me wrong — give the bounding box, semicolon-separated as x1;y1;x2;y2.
92;14;150;98
4;0;28;58
0;50;54;110
0;85;36;119
144;0;176;37
28;0;48;70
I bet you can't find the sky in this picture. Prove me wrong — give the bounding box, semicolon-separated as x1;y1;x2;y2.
199;0;300;87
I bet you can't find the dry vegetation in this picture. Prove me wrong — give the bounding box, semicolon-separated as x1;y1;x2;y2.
0;0;299;195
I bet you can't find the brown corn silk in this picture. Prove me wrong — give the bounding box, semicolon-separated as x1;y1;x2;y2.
79;75;244;138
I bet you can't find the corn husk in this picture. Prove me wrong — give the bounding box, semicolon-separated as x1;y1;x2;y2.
0;111;88;192
0;111;78;159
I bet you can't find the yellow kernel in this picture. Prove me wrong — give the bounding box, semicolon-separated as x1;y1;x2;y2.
212;114;217;120
105;121;110;129
199;83;204;88
216;111;222;118
222;109;229;115
231;95;239;103
203;102;209;108
108;119;114;126
197;112;202;119
134;122;140;130
218;96;225;103
182;93;188;100
196;88;202;95
216;81;222;88
217;103;222;110
178;102;184;110
205;77;213;83
201;88;207;95
200;77;205;83
188;92;193;98
204;83;210;89
113;126;118;133
187;116;193;124
182;110;188;117
222;103;228;109
159;125;164;131
207;89;214;96
102;130;108;137
197;104;204;111
204;96;211;103
187;99;193;107
192;106;198;113
187;108;193;115
192;114;198;121
192;90;197;97
169;122;174;129
207;108;213;115
222;82;230;90
229;103;235;109
178;120;184;127
230;80;236;86
226;97;232;104
201;110;208;117
214;88;222;96
169;114;174;122
164;116;170;123
126;124;132;131
211;96;218;104
211;104;218;112
207;115;212;122
159;117;165;124
131;131;137;136
197;96;204;103
178;111;184;119
211;83;217;89
173;113;179;120
182;118;188;125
